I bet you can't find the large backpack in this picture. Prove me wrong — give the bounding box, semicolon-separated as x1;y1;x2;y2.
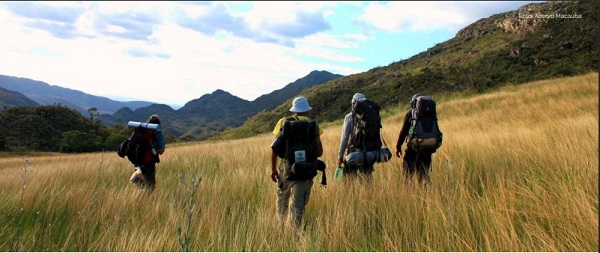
349;99;383;153
408;96;443;151
282;116;319;180
271;116;326;183
117;127;154;166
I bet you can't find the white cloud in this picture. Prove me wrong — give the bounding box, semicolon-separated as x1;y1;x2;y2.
361;2;466;32
0;1;538;107
244;1;336;27
361;1;535;32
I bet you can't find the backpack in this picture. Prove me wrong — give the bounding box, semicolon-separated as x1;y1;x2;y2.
408;96;443;151
349;99;383;153
117;127;155;167
271;116;326;184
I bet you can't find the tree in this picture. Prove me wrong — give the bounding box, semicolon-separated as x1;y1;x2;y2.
88;107;99;121
59;130;101;153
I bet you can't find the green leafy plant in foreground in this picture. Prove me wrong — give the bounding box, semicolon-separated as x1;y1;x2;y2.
177;171;202;252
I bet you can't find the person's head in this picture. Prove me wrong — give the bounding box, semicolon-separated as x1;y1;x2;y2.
147;114;161;125
351;93;366;106
289;96;312;115
409;93;421;108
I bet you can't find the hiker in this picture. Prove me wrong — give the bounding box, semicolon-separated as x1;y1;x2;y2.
337;93;385;180
270;96;323;228
396;94;443;185
129;114;166;191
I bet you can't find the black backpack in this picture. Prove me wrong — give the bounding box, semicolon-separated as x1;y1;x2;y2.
271;116;326;184
350;99;383;153
117;127;154;166
408;96;443;151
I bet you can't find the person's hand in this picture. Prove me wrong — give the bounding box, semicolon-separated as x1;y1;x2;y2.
271;170;279;182
396;149;402;158
337;158;344;167
158;149;165;155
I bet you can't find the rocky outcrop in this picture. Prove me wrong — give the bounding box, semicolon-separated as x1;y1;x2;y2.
456;1;569;41
496;1;568;35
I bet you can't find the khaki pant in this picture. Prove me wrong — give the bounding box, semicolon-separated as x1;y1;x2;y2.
277;163;314;227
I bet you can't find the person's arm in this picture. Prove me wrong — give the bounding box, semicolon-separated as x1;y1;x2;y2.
270;118;284;182
338;114;352;165
154;130;166;155
271;149;279;182
396;110;412;157
316;135;323;157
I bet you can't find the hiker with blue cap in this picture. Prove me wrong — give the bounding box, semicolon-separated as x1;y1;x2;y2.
270;96;323;228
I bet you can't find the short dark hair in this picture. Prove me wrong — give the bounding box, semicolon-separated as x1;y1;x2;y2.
147;114;161;125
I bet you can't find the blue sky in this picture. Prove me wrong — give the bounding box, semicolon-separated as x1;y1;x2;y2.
0;1;539;108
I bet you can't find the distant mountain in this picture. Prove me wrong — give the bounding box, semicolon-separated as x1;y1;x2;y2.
221;0;598;139
107;107;137;124
252;70;344;110
98;103;177;126
179;89;256;121
103;70;343;140
0;75;153;115
177;70;342;121
0;87;39;110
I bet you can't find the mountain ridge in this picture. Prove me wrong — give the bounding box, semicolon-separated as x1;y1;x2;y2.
0;75;153;115
0;70;343;140
219;0;598;140
0;86;39;110
1;1;595;142
98;70;344;140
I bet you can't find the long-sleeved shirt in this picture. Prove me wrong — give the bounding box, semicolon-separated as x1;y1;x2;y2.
154;129;166;152
396;110;412;151
338;112;354;160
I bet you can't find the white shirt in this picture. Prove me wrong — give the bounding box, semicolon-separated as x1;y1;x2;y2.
338;112;354;160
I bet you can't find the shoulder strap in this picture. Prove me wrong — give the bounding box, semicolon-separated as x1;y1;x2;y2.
285;116;299;121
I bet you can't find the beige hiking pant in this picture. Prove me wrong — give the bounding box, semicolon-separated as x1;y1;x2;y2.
277;164;314;227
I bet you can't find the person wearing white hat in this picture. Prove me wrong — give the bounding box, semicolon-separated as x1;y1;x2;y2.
288;96;313;113
270;96;323;228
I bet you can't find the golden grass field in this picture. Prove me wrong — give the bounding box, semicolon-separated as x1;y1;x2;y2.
1;72;598;251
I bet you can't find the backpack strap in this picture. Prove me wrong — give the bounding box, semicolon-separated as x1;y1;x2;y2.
348;112;359;154
407;108;416;144
286;115;299;121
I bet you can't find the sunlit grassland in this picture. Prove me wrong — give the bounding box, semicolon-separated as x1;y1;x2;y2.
0;72;597;251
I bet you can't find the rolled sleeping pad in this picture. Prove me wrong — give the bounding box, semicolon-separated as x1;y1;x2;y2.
345;148;393;168
127;121;160;131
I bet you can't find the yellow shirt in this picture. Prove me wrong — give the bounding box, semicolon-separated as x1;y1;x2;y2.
272;116;324;136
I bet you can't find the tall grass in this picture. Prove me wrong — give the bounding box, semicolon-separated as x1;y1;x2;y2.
0;72;597;251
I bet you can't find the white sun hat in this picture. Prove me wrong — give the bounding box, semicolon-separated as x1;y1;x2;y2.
289;96;312;113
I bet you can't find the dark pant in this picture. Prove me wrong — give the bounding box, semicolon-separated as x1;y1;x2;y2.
343;161;374;181
403;148;432;184
140;163;156;191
